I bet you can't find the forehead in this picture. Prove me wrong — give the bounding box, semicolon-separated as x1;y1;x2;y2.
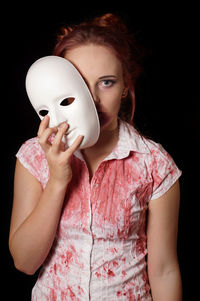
65;44;123;79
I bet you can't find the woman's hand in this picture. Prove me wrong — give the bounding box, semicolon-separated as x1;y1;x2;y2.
37;115;83;187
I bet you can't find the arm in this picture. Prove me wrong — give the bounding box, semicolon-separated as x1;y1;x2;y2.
147;180;182;301
9;116;83;275
9;160;67;275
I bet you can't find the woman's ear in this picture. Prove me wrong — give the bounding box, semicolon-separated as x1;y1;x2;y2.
122;87;129;98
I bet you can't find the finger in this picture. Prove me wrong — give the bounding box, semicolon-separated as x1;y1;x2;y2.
51;123;69;151
65;135;84;158
37;115;50;137
38;127;58;152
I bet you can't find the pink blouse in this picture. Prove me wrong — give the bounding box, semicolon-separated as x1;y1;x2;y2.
16;120;182;301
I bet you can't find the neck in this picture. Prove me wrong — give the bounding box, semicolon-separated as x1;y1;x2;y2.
82;120;119;157
81;120;119;179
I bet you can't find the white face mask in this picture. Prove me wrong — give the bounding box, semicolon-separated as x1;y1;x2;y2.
25;55;100;149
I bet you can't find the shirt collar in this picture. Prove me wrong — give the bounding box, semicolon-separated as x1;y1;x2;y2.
74;119;150;162
105;119;150;160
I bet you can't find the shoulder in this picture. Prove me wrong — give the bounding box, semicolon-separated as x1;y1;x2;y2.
17;137;44;155
142;137;180;176
143;136;173;161
119;120;179;163
118;120;172;160
142;137;182;200
16;137;47;166
119;121;182;199
16;137;49;189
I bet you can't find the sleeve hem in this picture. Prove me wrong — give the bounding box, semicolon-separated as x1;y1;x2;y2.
150;169;182;201
16;153;41;183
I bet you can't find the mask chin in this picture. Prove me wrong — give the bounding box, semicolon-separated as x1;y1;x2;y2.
62;127;97;149
25;55;100;149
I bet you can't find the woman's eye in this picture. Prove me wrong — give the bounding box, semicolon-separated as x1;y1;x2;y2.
100;80;115;88
39;109;49;117
60;97;75;106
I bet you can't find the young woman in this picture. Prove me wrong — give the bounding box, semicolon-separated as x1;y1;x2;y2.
9;14;182;300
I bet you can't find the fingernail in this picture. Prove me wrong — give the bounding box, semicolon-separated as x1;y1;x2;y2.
60;122;67;128
42;115;47;121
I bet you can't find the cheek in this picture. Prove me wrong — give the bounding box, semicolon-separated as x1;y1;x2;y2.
106;90;122;113
102;86;122;104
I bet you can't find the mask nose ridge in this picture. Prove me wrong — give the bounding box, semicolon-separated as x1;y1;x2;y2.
49;109;66;128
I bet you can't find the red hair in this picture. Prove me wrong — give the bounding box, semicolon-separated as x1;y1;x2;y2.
53;13;144;123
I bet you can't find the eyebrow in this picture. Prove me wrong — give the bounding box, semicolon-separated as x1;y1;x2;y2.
99;75;118;80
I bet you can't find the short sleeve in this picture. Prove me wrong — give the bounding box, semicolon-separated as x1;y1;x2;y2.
16;137;49;189
149;143;182;200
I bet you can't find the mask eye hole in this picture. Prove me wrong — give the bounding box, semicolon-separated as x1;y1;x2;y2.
60;97;75;106
39;109;49;117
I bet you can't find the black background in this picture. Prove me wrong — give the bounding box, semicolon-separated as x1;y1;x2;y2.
2;2;199;300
